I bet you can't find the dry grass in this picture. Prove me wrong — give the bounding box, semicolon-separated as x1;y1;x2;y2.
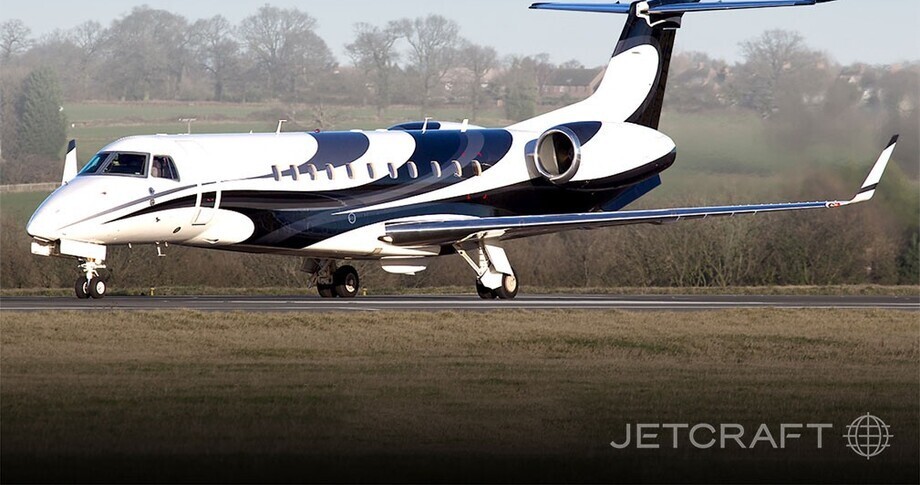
1;309;917;483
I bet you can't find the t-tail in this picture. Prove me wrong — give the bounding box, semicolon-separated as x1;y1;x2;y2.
523;0;837;130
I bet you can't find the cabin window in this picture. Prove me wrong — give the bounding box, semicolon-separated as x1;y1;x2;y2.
101;152;148;176
325;163;335;180
79;152;111;175
407;161;418;179
388;163;398;178
271;165;281;181
431;161;441;178
472;160;482;176
367;163;376;179
289;165;299;181
452;160;462;177
151;155;179;181
305;164;317;180
346;163;355;180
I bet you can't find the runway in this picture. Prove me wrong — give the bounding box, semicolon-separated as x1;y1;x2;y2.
1;294;917;311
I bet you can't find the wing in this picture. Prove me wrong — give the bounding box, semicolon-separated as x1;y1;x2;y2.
383;137;898;247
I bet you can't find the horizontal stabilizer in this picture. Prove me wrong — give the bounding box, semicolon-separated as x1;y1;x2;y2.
530;0;835;14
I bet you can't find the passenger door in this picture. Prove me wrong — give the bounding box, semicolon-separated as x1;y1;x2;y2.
192;181;221;226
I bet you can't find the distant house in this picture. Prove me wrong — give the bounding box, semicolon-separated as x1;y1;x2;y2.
542;68;604;99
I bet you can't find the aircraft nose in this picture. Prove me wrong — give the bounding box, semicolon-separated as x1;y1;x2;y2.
26;200;62;241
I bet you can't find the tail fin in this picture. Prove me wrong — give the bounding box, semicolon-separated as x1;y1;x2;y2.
529;0;837;129
61;139;77;186
614;2;686;129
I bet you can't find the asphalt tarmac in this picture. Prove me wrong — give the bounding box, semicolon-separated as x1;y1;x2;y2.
1;294;917;311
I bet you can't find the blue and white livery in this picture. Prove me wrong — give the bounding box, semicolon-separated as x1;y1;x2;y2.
27;0;896;299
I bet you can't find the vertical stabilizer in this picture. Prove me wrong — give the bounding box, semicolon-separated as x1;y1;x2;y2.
603;1;686;129
61;139;77;186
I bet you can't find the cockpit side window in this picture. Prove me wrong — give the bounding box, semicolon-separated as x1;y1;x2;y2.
151;155;179;181
78;152;111;175
101;152;148;176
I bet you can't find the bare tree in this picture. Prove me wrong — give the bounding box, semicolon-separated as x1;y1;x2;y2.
397;14;460;112
68;21;108;99
346;22;401;117
732;29;827;118
239;5;335;100
192;16;240;101
1;19;32;62
105;7;188;100
532;53;556;102
459;42;497;121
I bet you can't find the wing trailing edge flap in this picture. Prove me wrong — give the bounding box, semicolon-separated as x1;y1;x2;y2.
383;137;898;247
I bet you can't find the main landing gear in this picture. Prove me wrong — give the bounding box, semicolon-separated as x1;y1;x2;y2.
457;240;519;300
306;259;360;298
74;259;107;299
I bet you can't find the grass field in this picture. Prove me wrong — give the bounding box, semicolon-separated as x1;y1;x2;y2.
1;309;917;483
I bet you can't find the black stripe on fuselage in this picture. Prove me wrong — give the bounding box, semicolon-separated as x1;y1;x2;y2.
231;149;674;249
109;144;674;251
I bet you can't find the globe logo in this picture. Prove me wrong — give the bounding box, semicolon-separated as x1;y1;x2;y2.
843;413;892;459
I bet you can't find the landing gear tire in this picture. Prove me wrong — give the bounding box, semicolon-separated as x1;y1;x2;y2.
88;276;107;299
494;274;518;300
476;281;497;300
317;284;336;298
333;265;359;298
74;277;90;299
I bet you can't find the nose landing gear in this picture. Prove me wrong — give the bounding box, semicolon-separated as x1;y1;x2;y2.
75;259;107;299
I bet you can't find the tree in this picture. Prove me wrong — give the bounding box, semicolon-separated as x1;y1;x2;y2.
501;56;538;121
732;29;826;118
68;21;109;99
14;67;66;159
397;15;460;111
192;16;240;101
346;22;401;117
531;53;555;102
1;19;31;62
459;42;497;121
239;5;335;100
105;7;189;100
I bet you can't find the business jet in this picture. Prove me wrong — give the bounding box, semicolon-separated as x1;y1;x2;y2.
27;0;897;299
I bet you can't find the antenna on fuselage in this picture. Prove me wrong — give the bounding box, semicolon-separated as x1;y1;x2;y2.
276;120;287;134
179;118;196;134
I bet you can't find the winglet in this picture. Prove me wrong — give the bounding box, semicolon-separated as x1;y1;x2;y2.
61;139;77;186
833;135;898;207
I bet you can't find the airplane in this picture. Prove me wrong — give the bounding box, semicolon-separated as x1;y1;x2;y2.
27;0;898;300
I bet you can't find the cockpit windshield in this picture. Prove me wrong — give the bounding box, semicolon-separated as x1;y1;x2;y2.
78;152;111;175
78;152;149;177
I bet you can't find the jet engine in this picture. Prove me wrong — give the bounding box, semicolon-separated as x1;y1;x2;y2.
533;126;581;184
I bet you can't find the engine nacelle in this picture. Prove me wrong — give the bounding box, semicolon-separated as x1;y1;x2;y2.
533;126;582;184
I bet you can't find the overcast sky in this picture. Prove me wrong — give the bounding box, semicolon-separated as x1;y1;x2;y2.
2;0;917;66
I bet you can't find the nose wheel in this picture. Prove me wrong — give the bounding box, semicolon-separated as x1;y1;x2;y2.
74;260;107;299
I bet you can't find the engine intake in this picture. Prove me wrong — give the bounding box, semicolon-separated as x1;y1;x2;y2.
534;126;581;184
